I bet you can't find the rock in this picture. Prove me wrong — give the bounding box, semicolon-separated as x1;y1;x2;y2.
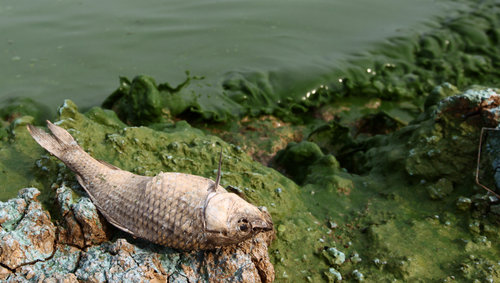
0;97;51;125
456;197;472;211
13;245;81;282
56;185;110;248
323;247;346;266
74;239;168;282
427;178;454;200
73;232;274;283
0;265;11;281
352;269;364;281
405;86;500;182
273;141;324;184
3;187;275;282
0;188;56;269
179;231;275;283
325;267;342;282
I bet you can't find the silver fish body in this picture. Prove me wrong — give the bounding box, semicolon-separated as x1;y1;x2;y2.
28;121;273;250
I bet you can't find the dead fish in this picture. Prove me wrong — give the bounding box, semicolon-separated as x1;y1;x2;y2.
27;121;273;250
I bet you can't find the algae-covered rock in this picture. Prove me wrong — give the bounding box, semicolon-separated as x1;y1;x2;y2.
427;178;454;200
0;97;51;125
354;112;405;137
324;267;342;282
0;115;46;200
102;75;243;124
322;247;346;266
348;84;500;190
102;76;169;125
456;196;472;211
404;86;500;186
307;121;353;156
351;269;364;282
0;99;336;281
330;85;500;281
273;141;324;184
274;141;353;195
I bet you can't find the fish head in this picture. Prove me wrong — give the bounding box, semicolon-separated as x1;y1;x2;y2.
204;192;273;244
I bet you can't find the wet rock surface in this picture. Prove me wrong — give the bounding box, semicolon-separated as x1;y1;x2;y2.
1;186;275;282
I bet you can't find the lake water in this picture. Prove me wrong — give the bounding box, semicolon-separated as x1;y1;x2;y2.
0;0;467;112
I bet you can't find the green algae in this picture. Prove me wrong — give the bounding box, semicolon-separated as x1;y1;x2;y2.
304;85;500;281
0;98;55;199
261;84;500;281
0;0;500;281
3;87;500;281
1;0;463;114
98;0;500;124
0;118;46;200
0;99;331;281
0;97;51;126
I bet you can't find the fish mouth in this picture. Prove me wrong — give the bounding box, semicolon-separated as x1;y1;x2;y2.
250;219;273;232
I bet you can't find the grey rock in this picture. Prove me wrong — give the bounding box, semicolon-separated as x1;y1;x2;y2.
3;188;275;282
0;188;56;269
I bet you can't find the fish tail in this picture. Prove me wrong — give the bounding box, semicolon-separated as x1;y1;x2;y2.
27;121;79;160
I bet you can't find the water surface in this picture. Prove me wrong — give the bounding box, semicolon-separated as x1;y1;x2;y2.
0;0;464;110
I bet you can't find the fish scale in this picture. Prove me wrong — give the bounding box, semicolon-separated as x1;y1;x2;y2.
45;140;207;249
27;121;273;250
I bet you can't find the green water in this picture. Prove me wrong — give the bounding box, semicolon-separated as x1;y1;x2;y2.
1;0;465;112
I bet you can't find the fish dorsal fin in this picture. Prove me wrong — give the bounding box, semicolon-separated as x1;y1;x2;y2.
97;159;121;170
209;147;223;193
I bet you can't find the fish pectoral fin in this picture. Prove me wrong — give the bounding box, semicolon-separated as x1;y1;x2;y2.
75;174;137;237
97;159;121;170
101;212;137;236
75;174;89;195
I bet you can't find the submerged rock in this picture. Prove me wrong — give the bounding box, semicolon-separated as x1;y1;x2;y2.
0;97;51;125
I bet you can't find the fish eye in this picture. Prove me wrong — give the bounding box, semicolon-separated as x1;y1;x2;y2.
238;218;249;232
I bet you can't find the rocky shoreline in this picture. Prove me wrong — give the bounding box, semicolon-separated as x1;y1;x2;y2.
0;85;499;281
